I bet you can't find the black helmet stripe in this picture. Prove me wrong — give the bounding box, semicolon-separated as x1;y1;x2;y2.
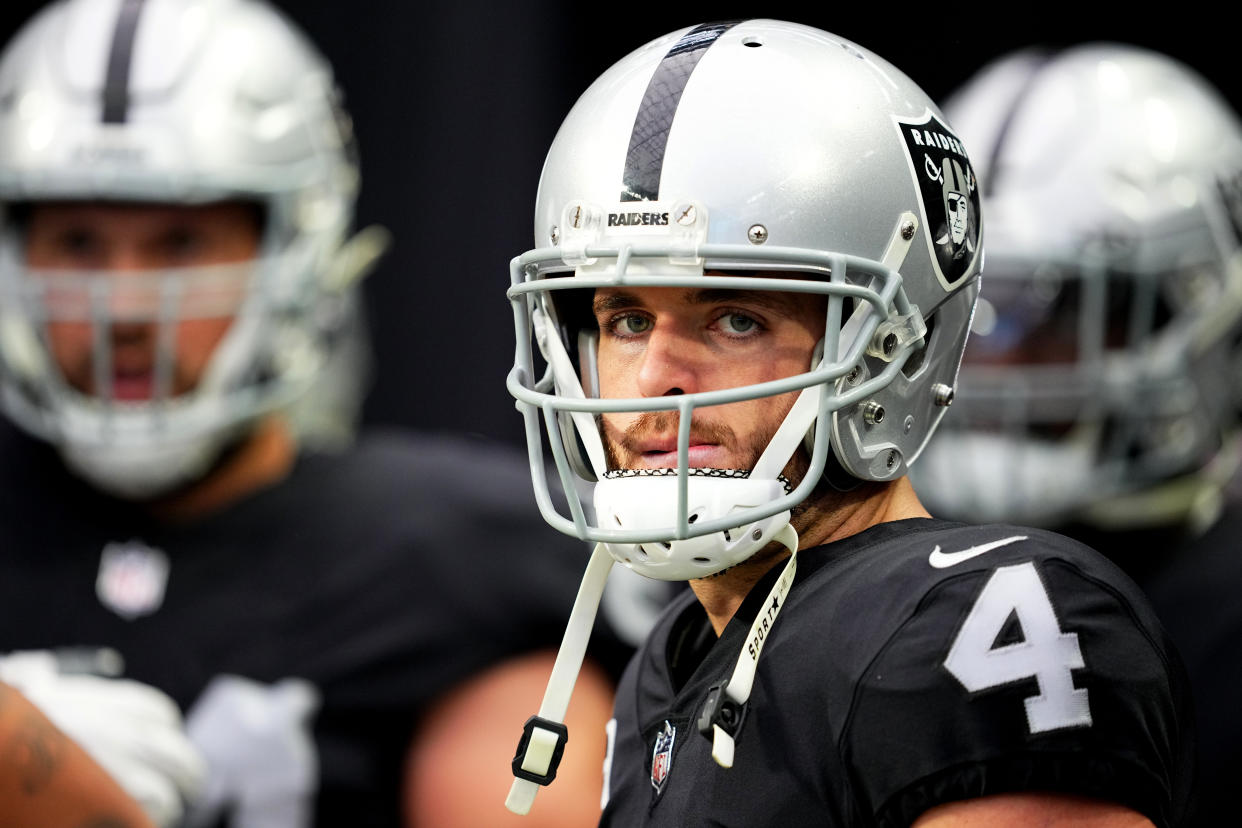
101;0;148;124
620;21;739;202
981;49;1061;197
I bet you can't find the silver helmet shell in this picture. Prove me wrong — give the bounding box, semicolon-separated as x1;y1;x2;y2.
508;19;982;578
913;44;1242;528
0;0;360;498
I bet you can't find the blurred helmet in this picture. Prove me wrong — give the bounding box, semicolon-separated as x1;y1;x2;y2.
913;44;1242;528
507;19;982;579
0;0;365;498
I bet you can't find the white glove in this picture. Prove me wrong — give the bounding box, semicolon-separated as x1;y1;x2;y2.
0;649;207;828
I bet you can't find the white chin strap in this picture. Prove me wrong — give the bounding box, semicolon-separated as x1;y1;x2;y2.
506;542;614;815
594;382;821;579
701;523;798;768
504;525;800;815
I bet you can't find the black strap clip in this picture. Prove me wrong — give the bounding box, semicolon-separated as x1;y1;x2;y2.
696;681;747;740
511;715;569;786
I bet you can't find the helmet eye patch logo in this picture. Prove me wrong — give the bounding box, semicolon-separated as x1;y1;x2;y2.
896;111;981;289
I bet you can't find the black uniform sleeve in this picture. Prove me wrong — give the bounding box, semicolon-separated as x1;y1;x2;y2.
840;544;1193;828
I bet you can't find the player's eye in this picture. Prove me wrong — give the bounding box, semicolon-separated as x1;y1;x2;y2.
610;314;651;336
54;227;104;260
155;227;207;262
719;312;758;335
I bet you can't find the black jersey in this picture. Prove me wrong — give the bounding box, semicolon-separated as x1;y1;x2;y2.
1130;505;1242;828
0;424;622;827
601;518;1193;828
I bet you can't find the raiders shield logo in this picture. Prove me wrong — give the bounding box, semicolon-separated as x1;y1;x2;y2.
650;720;676;792
895;110;981;290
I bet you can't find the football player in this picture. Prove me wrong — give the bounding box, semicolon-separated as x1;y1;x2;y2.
0;0;619;826
502;20;1192;826
911;43;1242;827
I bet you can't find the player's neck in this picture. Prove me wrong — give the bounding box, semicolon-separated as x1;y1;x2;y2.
690;476;930;635
148;415;297;523
797;475;930;549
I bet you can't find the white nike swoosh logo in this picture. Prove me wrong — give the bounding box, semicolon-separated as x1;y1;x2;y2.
928;535;1029;568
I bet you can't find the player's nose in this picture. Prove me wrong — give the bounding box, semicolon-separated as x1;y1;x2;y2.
636;325;702;397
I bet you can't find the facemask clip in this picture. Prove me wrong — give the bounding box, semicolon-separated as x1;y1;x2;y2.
510;715;569;786
696;680;748;744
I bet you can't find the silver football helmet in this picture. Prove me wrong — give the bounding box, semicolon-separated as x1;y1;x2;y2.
0;0;371;498
913;44;1242;529
508;19;982;579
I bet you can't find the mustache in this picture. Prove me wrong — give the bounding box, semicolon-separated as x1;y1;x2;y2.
603;410;774;473
616;411;739;455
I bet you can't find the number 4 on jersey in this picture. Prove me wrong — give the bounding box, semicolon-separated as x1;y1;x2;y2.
944;561;1093;734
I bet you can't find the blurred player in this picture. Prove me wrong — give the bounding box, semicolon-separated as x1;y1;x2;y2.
0;0;619;825
912;43;1242;827
501;20;1192;826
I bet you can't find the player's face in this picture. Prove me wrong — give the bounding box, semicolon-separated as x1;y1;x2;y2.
23;201;261;401
593;282;825;471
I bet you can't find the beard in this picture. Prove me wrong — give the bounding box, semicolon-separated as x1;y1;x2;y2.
605;410;864;528
602;410;775;472
600;408;821;493
598;408;871;580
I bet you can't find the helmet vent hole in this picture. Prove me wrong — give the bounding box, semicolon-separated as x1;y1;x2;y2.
688;513;699;524
722;529;733;542
693;556;711;563
660;542;672;550
742;37;763;48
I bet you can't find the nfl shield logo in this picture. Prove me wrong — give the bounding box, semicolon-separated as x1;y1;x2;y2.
96;540;170;620
650;720;676;792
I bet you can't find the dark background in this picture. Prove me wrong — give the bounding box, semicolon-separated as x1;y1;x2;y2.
1;1;1235;449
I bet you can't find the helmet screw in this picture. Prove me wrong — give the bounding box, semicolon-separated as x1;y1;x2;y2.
549;225;560;245
903;414;914;434
845;365;861;385
570;204;584;229
751;529;763;542
932;383;955;407
901;220;916;240
882;332;898;356
676;203;698;225
886;449;899;469
862;401;885;425
747;224;768;244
